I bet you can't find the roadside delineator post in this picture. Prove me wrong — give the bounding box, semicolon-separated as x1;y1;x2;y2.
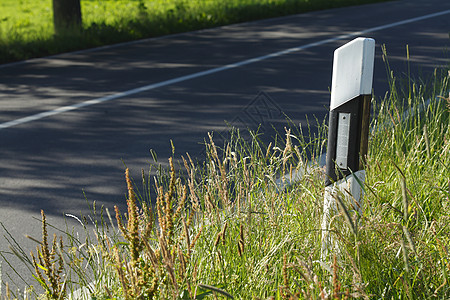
321;37;375;260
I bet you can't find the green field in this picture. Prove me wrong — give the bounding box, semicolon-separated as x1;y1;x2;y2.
0;0;389;64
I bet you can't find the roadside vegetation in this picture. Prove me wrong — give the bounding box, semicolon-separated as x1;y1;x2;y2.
0;0;390;64
0;52;449;298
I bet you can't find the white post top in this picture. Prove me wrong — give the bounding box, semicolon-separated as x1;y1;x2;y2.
330;37;375;111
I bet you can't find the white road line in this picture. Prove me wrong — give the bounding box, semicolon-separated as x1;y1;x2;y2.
1;9;449;131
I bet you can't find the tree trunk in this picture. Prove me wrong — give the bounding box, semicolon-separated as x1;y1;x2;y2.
53;0;82;34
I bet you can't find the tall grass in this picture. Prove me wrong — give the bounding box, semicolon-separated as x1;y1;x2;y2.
0;0;390;64
1;65;449;298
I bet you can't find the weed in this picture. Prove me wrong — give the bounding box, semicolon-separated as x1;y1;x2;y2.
30;211;66;300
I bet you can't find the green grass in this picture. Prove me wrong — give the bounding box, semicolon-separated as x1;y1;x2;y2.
1;62;449;299
0;0;390;64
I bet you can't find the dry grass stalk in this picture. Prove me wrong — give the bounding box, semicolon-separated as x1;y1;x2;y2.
208;133;230;208
5;282;11;300
30;210;66;300
190;226;203;250
165;158;177;241
111;168;158;299
205;192;215;214
116;159;205;299
126;168;142;263
214;221;228;248
265;142;272;160
220;221;228;246
173;185;188;225
332;254;341;299
181;218;191;257
237;224;245;257
156;185;166;236
214;232;221;248
281;128;293;184
113;247;130;298
158;232;178;293
433;277;447;297
177;245;186;275
182;156;200;212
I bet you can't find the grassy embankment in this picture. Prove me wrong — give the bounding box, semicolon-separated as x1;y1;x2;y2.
1;51;449;298
0;0;390;64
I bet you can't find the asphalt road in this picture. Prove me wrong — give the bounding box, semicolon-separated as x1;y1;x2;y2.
0;0;449;292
